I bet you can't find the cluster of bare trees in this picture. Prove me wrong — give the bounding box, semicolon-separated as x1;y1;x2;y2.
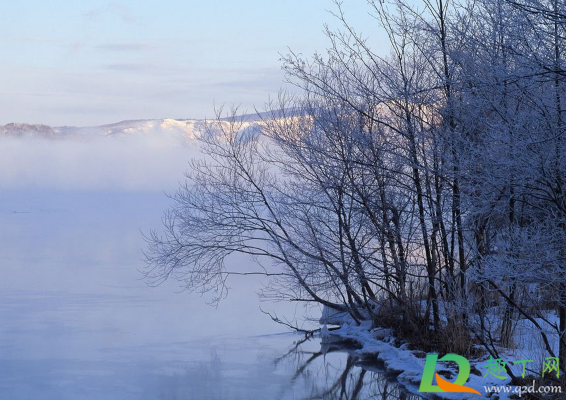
145;0;565;379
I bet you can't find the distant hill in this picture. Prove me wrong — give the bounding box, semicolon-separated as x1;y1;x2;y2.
0;123;58;137
0;111;301;140
0;118;208;139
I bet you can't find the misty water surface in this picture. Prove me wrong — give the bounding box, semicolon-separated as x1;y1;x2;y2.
0;136;420;399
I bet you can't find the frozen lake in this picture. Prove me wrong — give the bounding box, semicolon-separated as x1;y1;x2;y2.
0;136;420;399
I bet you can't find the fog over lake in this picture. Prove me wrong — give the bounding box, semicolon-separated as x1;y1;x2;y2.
0;133;418;399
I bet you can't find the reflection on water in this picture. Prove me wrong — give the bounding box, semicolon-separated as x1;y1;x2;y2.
0;331;422;400
0;191;421;399
274;336;423;400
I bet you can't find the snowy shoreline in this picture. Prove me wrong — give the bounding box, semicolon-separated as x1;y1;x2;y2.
322;321;517;400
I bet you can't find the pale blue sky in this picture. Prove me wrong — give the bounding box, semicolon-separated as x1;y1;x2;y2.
0;0;386;126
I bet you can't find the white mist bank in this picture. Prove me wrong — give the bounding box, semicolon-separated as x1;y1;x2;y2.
0;134;196;192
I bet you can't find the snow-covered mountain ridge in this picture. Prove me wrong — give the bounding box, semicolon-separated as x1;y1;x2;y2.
0;118;207;139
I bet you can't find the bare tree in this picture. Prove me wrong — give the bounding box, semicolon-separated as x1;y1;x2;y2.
145;0;566;376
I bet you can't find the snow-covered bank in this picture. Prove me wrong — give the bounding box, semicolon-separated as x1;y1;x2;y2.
321;319;538;400
319;303;564;399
